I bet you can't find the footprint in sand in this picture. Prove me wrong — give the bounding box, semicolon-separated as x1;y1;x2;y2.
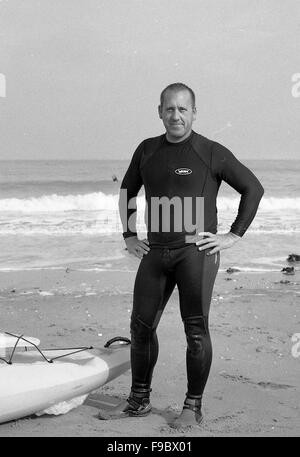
211;413;239;423
256;381;294;389
219;372;294;390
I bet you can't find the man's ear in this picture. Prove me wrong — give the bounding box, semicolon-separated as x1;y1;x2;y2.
158;105;162;119
192;106;197;121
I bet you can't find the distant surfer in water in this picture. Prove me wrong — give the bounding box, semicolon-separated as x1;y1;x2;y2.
99;83;264;427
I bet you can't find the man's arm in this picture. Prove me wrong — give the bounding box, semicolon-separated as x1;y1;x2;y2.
118;142;150;258
119;142;144;239
196;141;264;255
211;141;264;237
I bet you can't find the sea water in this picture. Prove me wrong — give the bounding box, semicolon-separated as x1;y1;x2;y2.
0;159;299;272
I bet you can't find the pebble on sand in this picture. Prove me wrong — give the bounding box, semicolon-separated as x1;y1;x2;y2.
281;266;295;275
287;254;300;262
226;267;240;274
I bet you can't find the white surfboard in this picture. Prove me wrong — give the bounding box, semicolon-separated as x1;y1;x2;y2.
0;336;131;424
0;332;40;348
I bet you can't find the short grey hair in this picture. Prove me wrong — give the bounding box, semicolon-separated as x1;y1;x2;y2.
160;83;196;108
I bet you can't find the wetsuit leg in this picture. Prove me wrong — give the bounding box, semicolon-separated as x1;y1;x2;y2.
174;246;220;397
131;249;176;393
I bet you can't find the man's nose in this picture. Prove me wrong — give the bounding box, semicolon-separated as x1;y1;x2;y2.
171;109;180;120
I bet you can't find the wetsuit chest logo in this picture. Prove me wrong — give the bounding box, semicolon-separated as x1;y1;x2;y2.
175;168;192;176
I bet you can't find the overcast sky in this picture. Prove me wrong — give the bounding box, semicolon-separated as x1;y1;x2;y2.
0;0;299;160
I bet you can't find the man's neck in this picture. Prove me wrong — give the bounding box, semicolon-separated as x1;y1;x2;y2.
165;130;193;143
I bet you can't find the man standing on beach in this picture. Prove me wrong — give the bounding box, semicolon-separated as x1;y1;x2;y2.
99;83;264;427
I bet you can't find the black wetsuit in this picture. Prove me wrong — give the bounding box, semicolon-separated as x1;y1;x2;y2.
119;130;264;399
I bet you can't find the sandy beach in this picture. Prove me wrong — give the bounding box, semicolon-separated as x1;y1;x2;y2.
0;255;299;437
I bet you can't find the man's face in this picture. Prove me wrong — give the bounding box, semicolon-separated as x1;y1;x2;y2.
158;89;196;142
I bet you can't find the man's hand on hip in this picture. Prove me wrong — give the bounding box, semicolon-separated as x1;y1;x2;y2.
196;232;241;255
125;236;150;259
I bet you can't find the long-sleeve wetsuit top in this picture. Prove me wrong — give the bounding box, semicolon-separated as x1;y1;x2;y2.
119;130;264;248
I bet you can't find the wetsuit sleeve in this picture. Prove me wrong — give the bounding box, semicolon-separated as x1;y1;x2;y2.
211;142;264;237
119;141;144;239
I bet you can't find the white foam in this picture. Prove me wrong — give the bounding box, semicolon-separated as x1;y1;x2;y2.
0;192;119;213
219;267;280;273
1;193;299;214
217;196;300;212
0;193;299;235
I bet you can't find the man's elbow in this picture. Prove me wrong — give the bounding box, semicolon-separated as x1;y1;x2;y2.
251;183;264;205
243;182;264;203
257;182;264;200
249;179;264;201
